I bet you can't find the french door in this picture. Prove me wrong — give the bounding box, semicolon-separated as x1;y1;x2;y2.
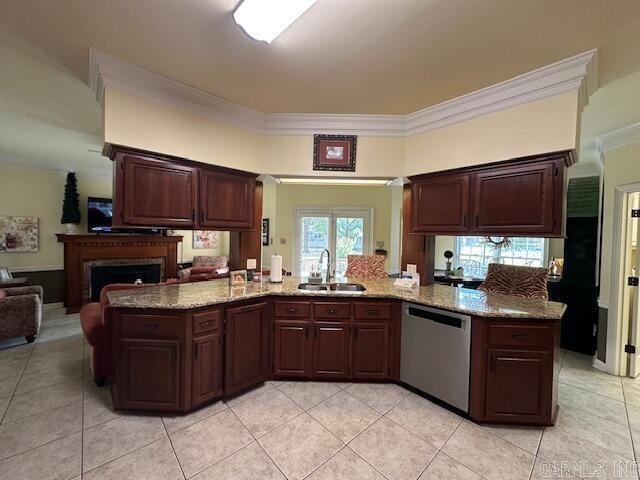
294;208;372;279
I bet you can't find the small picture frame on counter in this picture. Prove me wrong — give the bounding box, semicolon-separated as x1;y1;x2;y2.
230;269;248;286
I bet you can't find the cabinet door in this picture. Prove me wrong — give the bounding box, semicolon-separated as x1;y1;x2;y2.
192;332;223;406
273;320;311;378
485;348;551;424
352;323;390;379
411;174;470;233
312;323;350;378
122;155;197;227
117;339;180;410
199;170;255;229
472;162;555;234
224;302;269;395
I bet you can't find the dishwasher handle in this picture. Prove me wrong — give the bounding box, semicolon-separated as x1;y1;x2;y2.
406;306;465;329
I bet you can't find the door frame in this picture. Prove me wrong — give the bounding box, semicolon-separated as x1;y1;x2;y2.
608;183;640;376
292;206;374;277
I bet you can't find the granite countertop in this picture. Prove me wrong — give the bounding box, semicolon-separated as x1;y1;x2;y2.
107;277;567;320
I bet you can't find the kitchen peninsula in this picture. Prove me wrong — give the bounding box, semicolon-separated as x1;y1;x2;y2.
107;277;565;426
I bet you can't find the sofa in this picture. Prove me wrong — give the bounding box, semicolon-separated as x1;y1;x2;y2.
177;255;229;282
0;285;43;343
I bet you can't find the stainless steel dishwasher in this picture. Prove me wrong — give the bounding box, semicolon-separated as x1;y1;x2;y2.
400;302;471;412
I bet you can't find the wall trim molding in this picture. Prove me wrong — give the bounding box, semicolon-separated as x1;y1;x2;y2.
9;265;64;273
89;48;597;138
43;302;64;310
597;123;640;160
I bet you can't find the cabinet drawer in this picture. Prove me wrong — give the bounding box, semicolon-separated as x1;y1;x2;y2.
314;302;351;319
193;310;221;335
120;314;180;339
354;302;391;320
274;301;311;318
488;324;553;348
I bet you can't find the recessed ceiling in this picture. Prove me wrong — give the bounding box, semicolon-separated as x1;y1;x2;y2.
0;0;639;173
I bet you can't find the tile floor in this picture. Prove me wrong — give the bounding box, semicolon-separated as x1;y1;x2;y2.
1;308;640;479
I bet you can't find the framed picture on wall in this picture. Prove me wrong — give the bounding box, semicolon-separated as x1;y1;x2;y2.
313;134;357;172
262;218;270;246
193;230;219;249
0;216;39;252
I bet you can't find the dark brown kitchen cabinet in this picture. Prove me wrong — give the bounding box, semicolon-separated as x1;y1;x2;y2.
108;145;257;230
352;323;391;379
224;302;269;395
312;323;351;378
273;320;311;377
200;169;255;229
409;150;573;237
485;348;551;424
120;155;198;228
117;339;180;410
411;173;471;234
192;332;223;406
472;162;556;235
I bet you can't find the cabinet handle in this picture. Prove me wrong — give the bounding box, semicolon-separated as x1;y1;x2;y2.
305;326;309;338
200;320;212;326
193;344;198;359
286;307;299;313
200;209;204;223
366;309;379;315
463;214;467;225
511;333;529;341
142;323;159;329
192;209;195;221
354;328;358;339
475;215;479;227
326;308;338;314
241;306;255;312
490;354;496;373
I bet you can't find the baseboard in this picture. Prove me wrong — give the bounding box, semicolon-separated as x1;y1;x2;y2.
593;357;615;375
43;302;64;311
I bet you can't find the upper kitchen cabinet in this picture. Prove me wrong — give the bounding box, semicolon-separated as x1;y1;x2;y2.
108;145;258;230
409;150;574;237
199;169;255;229
411;173;471;233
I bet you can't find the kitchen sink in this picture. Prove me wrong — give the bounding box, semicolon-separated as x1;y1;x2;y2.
297;283;366;292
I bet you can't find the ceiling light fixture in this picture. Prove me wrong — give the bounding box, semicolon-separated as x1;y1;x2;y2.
233;0;317;43
275;177;394;186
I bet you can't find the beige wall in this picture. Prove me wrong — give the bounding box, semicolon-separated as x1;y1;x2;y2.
599;142;640;305
0;164;112;269
175;230;229;265
262;184;394;273
404;91;579;176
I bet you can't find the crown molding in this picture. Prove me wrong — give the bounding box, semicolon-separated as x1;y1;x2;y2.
89;48;598;137
597;122;640;155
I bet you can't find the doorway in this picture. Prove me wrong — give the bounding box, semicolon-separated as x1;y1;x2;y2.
293;207;373;278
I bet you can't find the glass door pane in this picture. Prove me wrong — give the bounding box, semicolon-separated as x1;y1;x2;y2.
297;215;330;278
334;216;364;277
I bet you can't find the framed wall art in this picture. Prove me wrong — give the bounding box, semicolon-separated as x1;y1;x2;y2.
313;134;357;172
0;216;39;252
192;230;219;249
262;218;270;246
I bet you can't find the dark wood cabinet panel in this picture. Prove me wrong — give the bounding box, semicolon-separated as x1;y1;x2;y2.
485;348;551;424
472;162;556;235
352;323;390;379
192;332;223;406
117;339;180;410
121;155;197;227
312;323;350;378
200;169;255;229
411;173;471;233
274;320;310;378
224;302;269;395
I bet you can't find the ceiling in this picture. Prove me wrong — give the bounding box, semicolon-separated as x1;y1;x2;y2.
1;0;639;174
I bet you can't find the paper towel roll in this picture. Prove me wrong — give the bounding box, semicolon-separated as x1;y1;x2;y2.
269;254;283;283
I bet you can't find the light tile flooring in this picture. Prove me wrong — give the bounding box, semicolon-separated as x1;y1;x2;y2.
2;309;640;479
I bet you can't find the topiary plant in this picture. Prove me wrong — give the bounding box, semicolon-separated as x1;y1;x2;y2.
61;172;81;226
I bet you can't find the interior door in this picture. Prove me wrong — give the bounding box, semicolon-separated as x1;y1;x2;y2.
627;194;640;377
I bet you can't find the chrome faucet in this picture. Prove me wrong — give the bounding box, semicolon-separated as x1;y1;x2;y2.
318;249;331;283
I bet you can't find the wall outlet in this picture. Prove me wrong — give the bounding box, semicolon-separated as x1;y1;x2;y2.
376;240;385;249
280;238;286;245
246;258;257;270
407;264;417;274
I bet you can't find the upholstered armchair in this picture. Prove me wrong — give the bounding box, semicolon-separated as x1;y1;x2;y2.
177;255;229;281
0;285;43;343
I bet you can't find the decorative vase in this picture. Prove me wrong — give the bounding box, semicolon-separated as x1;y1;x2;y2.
64;223;78;234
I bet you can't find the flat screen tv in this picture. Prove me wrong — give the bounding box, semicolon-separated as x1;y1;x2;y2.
88;197;113;232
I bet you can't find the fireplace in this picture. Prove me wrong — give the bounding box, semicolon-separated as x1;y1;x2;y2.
90;263;161;302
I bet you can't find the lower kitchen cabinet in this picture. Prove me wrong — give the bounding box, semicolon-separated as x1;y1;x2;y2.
224;302;269;395
352;323;391;379
470;318;559;426
273;320;311;377
485;348;551;424
312;323;351;378
117;339;180;410
192;332;223;406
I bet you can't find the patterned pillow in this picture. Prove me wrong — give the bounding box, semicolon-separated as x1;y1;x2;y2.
478;263;549;300
345;255;388;279
193;256;228;268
